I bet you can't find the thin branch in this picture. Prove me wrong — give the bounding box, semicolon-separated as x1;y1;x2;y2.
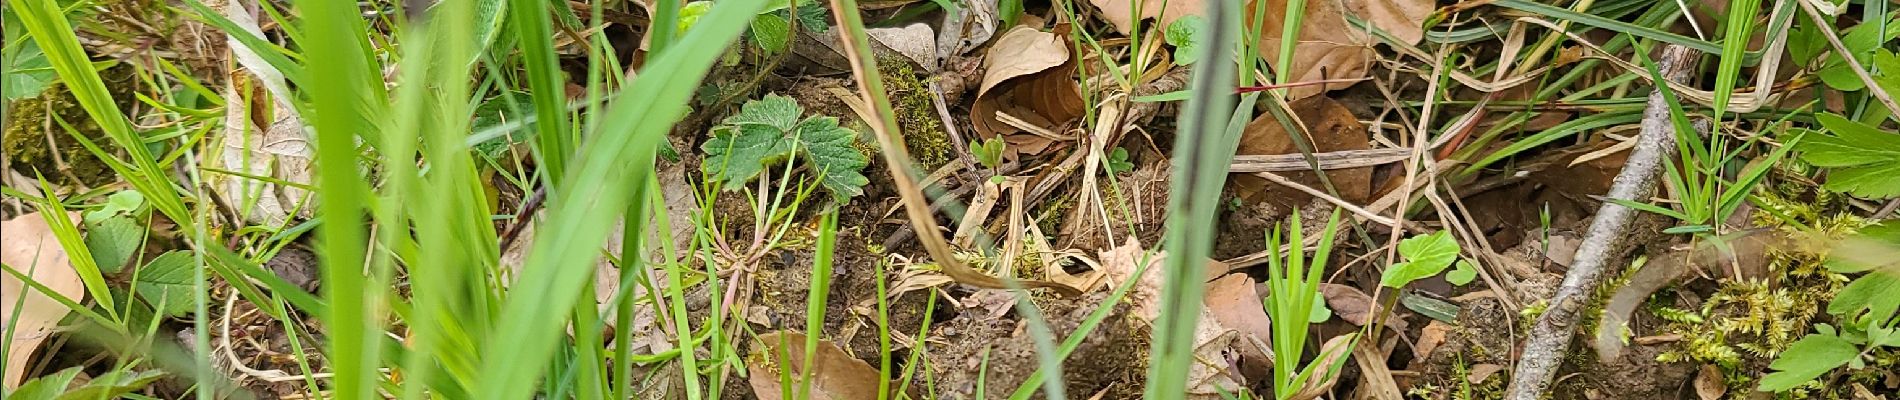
1502;44;1697;400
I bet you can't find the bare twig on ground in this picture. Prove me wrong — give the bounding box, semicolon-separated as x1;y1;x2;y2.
1502;44;1697;400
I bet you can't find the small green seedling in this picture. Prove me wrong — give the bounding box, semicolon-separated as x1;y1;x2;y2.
1106;147;1135;175
1380;230;1465;288
973;137;1006;170
1165;16;1206;66
84;190;145;223
702;94;870;201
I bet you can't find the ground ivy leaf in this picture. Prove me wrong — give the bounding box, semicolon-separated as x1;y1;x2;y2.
1801;113;1900;198
84;215;143;274
724;93;802;131
750;13;792;56
793;116;870;200
135;251;196;317
703;125;794;185
1758;334;1858;392
1381;230;1460;288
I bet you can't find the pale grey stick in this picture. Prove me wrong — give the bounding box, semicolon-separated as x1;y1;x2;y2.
1502;44;1697;400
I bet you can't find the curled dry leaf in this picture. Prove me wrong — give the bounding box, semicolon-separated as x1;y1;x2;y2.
1098;238;1246;395
797;23;942;74
2;212;85;389
939;0;999;57
217;0;315;226
1204;274;1275;382
1232;96;1373;208
972;25;1086;156
747;331;888;400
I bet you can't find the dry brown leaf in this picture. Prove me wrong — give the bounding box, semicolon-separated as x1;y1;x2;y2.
1412;320;1452;363
218;80;315;226
1090;0;1202;34
1098;238;1246;395
1318;283;1378;326
1694;364;1725;400
1467;363;1506;384
1288;333;1360;400
972;25;1086;155
2;212;85;389
1247;0;1432;98
747;331;888;400
1233;96;1373;208
1205;274;1275;382
870;23;940;72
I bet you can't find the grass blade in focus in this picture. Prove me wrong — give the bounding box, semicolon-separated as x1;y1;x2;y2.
1146;1;1241;399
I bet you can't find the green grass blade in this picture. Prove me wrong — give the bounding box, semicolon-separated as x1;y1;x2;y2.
472;1;768;397
299;0;393;396
9;0;190;224
507;0;577;187
1711;0;1761;119
1147;2;1241;399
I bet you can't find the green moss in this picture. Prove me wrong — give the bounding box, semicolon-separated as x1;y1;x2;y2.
1655;189;1872;397
3;64;140;188
878;60;952;171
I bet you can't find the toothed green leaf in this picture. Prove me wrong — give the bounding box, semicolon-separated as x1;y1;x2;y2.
703;125;794;184
1759;334;1857;391
1800;113;1900;198
749;13;791;55
85;215;143;274
134;251;197;317
724;93;802;130
793;116;870;200
701;94;868;200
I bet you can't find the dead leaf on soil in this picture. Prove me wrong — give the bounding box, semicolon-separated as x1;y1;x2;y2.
217;80;315;226
972;25;1086;156
1694;364;1725;400
2;212;86;389
1090;0;1202;35
1287;333;1359;400
747;331;889;400
939;0;999;57
872;23;941;73
1466;363;1505;384
216;0;315;226
1412;320;1452;365
1098;238;1247;395
1245;0;1433;98
1232;96;1374;209
1205;274;1275;382
1318;283;1378;327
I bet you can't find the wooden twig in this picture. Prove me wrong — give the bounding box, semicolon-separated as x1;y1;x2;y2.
1501;44;1697;400
1229;148;1414;173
